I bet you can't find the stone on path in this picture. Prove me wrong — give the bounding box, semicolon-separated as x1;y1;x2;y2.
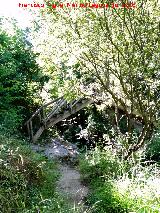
31;138;79;163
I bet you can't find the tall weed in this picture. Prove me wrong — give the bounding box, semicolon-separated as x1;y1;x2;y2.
79;147;160;213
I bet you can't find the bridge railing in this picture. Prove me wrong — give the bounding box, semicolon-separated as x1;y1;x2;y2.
25;96;94;142
25;96;64;140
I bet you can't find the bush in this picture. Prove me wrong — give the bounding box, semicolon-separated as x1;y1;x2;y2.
79;147;126;184
79;147;160;213
0;133;67;212
88;182;129;213
145;130;160;161
0;108;22;134
0;21;48;132
115;165;160;213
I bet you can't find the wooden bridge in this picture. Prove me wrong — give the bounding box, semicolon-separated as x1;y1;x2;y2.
25;97;94;142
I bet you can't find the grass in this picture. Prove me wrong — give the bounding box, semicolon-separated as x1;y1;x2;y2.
1;125;160;213
0;132;84;213
79;147;160;213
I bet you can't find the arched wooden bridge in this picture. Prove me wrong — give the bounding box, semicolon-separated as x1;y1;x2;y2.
25;97;94;142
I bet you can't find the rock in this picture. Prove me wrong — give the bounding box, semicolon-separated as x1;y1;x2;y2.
50;138;61;146
44;146;70;159
30;138;79;163
30;144;45;152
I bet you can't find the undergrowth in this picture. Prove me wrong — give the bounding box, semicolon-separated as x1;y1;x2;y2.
79;147;160;213
0;131;82;213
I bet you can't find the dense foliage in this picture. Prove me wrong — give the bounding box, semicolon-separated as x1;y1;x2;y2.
0;22;48;132
0;133;58;212
79;148;160;212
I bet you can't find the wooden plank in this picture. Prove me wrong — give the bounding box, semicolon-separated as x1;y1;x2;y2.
32;126;45;143
38;112;42;123
70;98;81;109
30;120;33;141
42;108;46;120
44;99;63;118
24;96;63;125
45;99;67;122
26;122;30;139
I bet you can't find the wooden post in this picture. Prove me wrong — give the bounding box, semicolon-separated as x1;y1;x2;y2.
26;122;30;139
42;107;46;120
30;120;34;142
38;111;42;123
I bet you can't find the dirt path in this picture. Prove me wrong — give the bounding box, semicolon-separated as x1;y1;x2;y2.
31;139;90;211
57;164;89;212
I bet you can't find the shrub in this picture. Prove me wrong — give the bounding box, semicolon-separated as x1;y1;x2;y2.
115;165;160;212
89;182;129;213
145;130;160;161
79;147;160;213
79;147;127;184
0;108;22;134
0;134;59;212
0;21;49;133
